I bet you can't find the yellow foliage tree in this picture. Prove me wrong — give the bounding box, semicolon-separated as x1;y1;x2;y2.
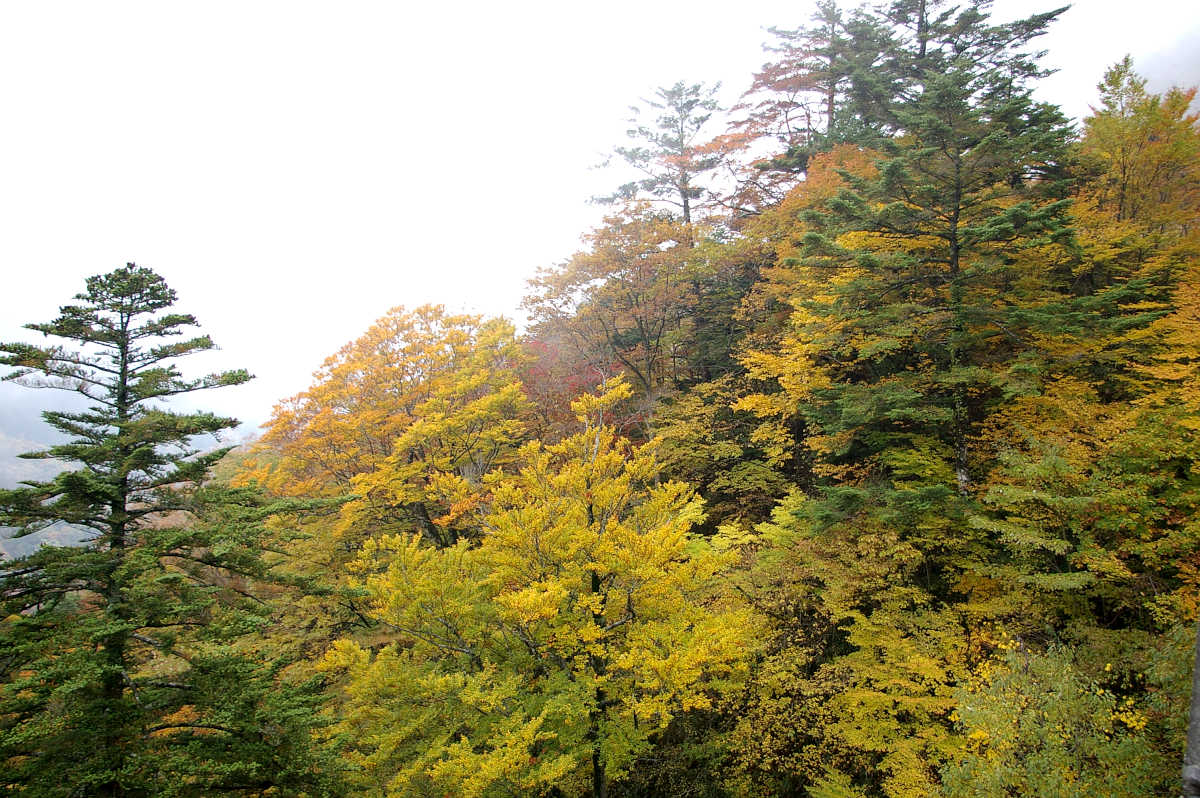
728;489;964;798
240;305;528;547
233;306;529;661
321;379;754;798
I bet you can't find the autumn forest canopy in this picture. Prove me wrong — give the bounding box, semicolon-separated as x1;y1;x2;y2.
3;1;1200;796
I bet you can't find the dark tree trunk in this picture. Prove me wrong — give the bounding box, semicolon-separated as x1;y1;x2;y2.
1183;617;1200;796
586;497;608;798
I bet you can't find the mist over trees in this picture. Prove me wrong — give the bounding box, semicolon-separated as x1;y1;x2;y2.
3;1;1200;795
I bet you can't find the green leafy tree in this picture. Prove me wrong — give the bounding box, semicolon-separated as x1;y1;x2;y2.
0;264;335;796
942;644;1171;797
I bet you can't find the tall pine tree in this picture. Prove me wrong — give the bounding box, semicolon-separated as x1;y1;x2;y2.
0;265;336;796
734;3;1081;793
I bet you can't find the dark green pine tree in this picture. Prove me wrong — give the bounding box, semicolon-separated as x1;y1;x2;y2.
732;5;1086;792
798;0;1074;503
0;265;338;797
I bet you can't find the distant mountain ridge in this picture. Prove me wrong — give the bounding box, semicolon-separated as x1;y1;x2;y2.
0;522;93;560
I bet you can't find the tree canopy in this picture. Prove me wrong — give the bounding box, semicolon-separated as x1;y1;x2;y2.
4;3;1199;796
0;265;336;797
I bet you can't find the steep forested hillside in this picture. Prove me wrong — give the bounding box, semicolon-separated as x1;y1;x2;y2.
3;2;1198;796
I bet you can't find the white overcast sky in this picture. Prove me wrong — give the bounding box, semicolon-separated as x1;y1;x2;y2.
1;0;1197;450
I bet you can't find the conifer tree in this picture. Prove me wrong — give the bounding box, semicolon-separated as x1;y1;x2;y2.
733;0;851;183
794;0;1073;493
599;82;722;223
733;3;1084;793
0;265;334;796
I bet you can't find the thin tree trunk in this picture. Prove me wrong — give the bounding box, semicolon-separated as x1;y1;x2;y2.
410;500;450;548
592;744;608;798
586;496;608;798
1183;617;1200;796
916;0;928;62
589;565;609;798
947;176;971;494
100;314;134;798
